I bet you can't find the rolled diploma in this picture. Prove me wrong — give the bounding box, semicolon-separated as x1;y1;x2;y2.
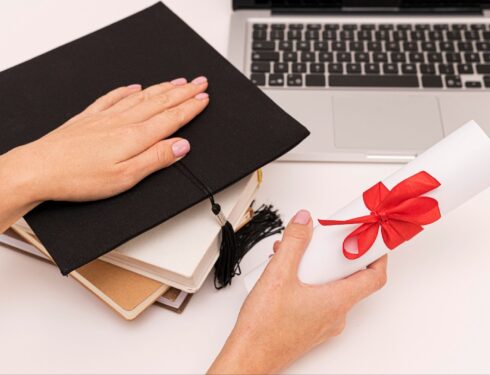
245;121;490;290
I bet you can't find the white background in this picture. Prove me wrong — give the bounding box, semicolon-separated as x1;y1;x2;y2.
0;1;489;374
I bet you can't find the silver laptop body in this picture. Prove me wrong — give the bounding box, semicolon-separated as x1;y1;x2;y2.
228;1;490;162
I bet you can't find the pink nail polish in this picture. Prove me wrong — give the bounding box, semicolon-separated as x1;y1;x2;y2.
127;84;142;90
170;77;187;86
191;76;208;85
194;92;209;101
293;210;311;225
172;139;191;158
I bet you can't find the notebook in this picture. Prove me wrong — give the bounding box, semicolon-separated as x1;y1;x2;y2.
0;2;309;275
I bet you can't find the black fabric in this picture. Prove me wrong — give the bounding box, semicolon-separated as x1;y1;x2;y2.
0;2;309;275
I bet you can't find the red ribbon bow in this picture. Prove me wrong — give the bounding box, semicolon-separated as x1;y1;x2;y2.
319;171;442;260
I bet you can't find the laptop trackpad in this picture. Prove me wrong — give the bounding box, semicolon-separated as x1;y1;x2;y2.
333;95;443;151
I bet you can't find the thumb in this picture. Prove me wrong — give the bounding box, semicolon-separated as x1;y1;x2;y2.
274;209;313;274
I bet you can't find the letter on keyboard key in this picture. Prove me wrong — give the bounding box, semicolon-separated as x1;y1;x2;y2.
305;75;326;87
329;75;419;88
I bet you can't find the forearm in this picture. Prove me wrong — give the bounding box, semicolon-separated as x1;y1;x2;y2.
0;146;40;233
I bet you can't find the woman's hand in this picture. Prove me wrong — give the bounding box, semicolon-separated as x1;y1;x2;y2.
0;76;209;231
209;210;388;375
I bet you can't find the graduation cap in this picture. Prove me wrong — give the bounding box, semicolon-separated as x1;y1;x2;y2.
0;2;309;287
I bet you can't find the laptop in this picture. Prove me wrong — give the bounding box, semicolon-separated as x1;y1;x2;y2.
228;0;490;162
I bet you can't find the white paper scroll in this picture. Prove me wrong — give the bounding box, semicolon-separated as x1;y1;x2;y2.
245;121;490;291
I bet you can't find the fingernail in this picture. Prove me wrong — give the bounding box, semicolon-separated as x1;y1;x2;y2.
170;77;187;86
293;210;310;225
192;76;207;85
127;84;142;90
194;92;209;101
171;139;191;158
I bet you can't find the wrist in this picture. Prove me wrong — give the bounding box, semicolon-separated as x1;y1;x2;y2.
0;145;43;220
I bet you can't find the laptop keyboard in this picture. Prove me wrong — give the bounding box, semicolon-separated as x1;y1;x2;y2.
248;22;490;89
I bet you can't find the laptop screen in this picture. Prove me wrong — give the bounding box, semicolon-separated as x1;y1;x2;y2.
233;0;489;12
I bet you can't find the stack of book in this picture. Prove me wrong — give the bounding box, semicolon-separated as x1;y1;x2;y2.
1;172;263;319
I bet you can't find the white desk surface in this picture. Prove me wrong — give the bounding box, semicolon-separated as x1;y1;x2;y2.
1;1;489;374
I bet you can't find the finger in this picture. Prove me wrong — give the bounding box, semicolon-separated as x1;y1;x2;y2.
85;84;142;114
273;240;281;253
105;78;187;114
129;92;209;151
273;210;313;274
331;255;388;307
119;138;191;184
120;76;208;123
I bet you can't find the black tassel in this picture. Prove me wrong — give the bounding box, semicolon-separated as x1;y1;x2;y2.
214;203;284;289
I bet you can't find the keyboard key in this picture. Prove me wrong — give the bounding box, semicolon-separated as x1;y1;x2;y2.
445;75;462;88
446;31;462;40
439;41;455;52
438;64;454;75
307;24;322;30
451;24;467;31
305;30;320;40
483;31;490;40
314;41;328;51
421;42;437;51
342;24;358;30
476;64;490;74
357;30;373;41
379;24;394;31
287;73;303;86
270;30;284;40
297;41;311;51
354;52;370;63
328;63;343;74
325;24;340;30
292;62;307;73
309;63;325;73
484;76;490;87
283;52;298;62
279;41;293;51
300;52;315;62
375;30;390;41
289;24;304;30
274;62;288;73
383;63;399;74
373;52;388;62
464;31;480;40
252;30;267;40
476;42;490;51
465;52;480;63
393;30;408;41
470;24;486;30
250;73;265;86
251;62;270;73
337;52;352;62
420;63;436;74
396;24;412;31
457;64;474;74
422;75;443;88
271;24;286;30
360;24;376;30
252;41;275;50
403;41;418;51
322;30;337;40
346;63;362;73
411;30;426;41
445;52;462;63
484;53;490;62
386;41;401;51
252;51;279;61
401;63;417;74
253;24;268;30
457;42;473;52
349;41;365;52
427;52;443;63
364;63;380;74
409;52;424;63
367;41;383;51
269;73;285;86
305;74;326;87
340;30;355;40
391;52;406;62
428;31;444;40
465;81;482;88
287;30;302;40
415;24;430;31
332;41;347;51
319;52;334;62
329;75;419;88
434;24;449;31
